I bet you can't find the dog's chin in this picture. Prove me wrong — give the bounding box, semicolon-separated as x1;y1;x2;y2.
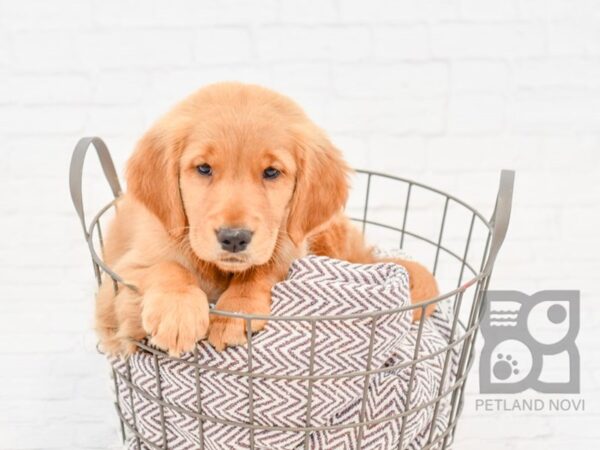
215;258;252;273
214;251;267;272
213;250;274;273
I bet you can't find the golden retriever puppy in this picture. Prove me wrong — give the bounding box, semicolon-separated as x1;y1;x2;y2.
96;82;438;356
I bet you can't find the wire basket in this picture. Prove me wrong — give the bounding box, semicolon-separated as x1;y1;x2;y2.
70;137;514;450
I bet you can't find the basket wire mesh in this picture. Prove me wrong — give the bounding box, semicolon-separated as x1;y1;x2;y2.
70;137;514;450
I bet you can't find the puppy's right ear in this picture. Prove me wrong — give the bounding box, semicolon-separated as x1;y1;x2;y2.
126;118;189;239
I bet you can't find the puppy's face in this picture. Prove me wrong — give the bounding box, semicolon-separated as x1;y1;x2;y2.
179;126;297;272
126;82;349;273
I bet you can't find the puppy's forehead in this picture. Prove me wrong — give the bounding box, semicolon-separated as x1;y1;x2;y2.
186;114;296;159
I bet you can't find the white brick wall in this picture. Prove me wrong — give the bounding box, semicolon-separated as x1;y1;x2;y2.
1;1;599;448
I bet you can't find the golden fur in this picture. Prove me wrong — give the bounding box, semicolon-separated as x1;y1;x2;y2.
96;82;438;355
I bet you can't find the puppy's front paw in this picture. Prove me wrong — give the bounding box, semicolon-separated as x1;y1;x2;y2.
208;316;247;352
208;296;269;352
142;286;209;356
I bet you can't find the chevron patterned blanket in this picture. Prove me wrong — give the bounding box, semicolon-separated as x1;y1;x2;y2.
111;255;460;450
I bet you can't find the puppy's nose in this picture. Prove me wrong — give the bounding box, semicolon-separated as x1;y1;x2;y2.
216;228;253;253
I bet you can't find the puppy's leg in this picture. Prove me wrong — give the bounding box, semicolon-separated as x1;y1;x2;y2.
207;267;277;352
139;261;210;356
113;287;146;356
377;257;439;321
97;259;209;356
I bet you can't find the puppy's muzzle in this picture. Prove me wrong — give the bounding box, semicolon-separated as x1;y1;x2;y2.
216;228;253;253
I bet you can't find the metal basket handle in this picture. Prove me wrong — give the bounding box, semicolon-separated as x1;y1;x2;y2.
483;169;515;274
69;137;122;239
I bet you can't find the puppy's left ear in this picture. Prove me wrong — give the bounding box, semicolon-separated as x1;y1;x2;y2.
287;125;350;245
126;116;190;239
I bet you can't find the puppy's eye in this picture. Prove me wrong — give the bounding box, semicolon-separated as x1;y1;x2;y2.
196;163;213;176
263;167;280;180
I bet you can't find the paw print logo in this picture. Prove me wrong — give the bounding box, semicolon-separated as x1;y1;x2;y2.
494;353;519;380
479;291;580;394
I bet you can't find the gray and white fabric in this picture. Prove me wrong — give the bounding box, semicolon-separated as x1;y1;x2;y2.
110;255;461;450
